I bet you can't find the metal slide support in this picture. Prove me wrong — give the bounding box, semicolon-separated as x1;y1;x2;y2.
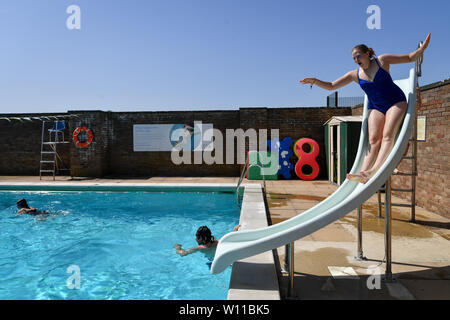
288;242;295;298
355;205;366;260
377;189;382;218
383;177;394;282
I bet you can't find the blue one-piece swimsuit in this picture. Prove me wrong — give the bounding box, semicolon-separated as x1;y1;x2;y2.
358;58;407;114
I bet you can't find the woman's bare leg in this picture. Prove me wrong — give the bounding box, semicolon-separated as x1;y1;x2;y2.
347;109;384;183
362;101;408;179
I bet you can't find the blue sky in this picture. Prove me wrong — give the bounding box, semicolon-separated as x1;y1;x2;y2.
0;0;448;114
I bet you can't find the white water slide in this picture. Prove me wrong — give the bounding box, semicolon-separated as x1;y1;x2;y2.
211;68;417;274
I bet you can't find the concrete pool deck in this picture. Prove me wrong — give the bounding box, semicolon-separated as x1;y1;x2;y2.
1;176;449;300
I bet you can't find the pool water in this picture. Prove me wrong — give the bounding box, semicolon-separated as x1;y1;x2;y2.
0;191;240;300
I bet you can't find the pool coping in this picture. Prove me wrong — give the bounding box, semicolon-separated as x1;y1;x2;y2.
0;181;238;192
228;184;281;300
0;181;281;300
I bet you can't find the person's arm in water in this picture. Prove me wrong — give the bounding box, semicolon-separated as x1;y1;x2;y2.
17;207;36;215
174;225;241;256
173;244;208;256
300;70;357;91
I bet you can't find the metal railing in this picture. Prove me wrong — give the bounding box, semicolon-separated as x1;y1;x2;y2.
327;92;364;107
236;152;266;206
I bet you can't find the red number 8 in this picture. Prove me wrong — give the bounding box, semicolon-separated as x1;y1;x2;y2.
294;138;320;180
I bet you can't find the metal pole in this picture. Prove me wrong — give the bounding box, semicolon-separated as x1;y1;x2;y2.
40;121;45;180
411;41;422;222
283;244;289;273
411;117;417;223
384;177;394;282
355;205;366;260
377;189;382;218
411;86;420;223
288;242;295;298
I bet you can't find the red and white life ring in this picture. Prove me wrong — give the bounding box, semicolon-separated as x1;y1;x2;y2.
73;127;94;148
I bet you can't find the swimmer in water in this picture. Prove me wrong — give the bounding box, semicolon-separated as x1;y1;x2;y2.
174;225;241;257
16;198;48;216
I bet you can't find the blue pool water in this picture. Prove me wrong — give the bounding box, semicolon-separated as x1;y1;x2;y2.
0;191;240;300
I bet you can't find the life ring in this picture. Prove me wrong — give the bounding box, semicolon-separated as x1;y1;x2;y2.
73;127;93;148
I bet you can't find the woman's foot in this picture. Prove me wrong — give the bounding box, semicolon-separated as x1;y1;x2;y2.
393;168;405;175
346;172;370;184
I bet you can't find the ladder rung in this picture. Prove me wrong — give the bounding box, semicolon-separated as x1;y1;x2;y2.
392;203;413;208
392;172;417;176
40;161;55;163
40;170;55;173
379;202;413;208
43;141;69;144
391;188;414;192
402;156;414;159
41;151;56;154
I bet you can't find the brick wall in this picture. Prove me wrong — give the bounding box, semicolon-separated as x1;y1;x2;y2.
0;107;352;179
107;110;242;176
267;107;351;179
0;113;71;176
352;80;450;218
393;80;450;218
68;111;113;177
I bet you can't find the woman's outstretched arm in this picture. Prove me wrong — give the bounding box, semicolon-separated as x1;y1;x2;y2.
379;33;431;65
300;69;357;91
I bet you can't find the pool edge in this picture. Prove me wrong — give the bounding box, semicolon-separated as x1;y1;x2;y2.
0;182;238;193
227;184;281;300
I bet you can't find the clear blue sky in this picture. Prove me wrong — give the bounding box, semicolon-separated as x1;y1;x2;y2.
0;0;448;114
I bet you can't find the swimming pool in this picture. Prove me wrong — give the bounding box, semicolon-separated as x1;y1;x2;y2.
0;190;240;300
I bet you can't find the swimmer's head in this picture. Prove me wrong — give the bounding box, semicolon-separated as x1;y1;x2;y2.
16;198;29;209
195;226;215;245
352;44;376;69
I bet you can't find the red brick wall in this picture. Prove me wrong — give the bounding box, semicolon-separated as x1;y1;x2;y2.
393;80;450;218
1;107;352;179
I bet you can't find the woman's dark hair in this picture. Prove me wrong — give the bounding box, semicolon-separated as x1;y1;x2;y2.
353;44;375;58
16;198;29;208
196;226;215;245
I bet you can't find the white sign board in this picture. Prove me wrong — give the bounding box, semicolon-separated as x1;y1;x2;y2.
133;123;214;152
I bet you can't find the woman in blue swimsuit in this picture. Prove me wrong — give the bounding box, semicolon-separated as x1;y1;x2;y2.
300;33;430;183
